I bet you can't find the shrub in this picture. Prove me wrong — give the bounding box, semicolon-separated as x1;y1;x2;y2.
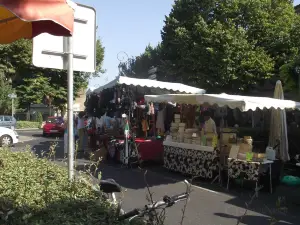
16;121;40;129
0;148;135;225
36;112;43;124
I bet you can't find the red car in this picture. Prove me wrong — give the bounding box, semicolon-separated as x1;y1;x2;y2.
43;116;64;137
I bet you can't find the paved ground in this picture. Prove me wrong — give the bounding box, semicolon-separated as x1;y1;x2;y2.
13;130;300;225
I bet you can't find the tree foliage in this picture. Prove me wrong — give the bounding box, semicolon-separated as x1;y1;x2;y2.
118;44;161;78
159;0;299;93
0;74;18;114
279;13;300;96
95;39;105;74
0;38;105;110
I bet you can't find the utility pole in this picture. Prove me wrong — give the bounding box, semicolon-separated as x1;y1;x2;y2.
8;93;17;116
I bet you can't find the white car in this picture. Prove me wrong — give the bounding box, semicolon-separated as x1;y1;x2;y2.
0;127;19;147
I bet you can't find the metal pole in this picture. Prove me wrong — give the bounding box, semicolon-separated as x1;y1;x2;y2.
67;36;74;180
298;73;300;95
11;98;13;117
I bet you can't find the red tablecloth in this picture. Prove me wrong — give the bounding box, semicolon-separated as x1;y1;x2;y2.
135;138;164;162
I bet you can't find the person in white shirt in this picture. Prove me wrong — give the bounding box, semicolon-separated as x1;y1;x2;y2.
77;112;86;151
203;111;217;135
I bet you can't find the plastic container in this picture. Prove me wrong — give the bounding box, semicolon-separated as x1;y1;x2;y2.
266;147;276;160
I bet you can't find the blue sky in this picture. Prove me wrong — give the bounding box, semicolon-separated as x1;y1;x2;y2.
77;0;174;88
78;0;300;89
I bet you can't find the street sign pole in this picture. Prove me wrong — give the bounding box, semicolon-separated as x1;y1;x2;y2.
32;4;96;181
11;98;13;117
66;36;74;181
8;93;17;117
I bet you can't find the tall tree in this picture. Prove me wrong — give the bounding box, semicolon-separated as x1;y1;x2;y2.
95;39;106;74
0;74;17;114
119;44;162;78
160;0;298;93
0;38;105;110
279;13;300;97
0;39;32;81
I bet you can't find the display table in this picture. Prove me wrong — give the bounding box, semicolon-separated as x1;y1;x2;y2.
163;141;220;179
135;138;163;162
227;158;274;194
107;138;163;163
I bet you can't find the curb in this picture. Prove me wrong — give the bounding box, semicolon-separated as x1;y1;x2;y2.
15;128;40;131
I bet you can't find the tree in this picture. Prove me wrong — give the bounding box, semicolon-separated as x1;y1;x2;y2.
0;38;105;111
160;0;299;93
0;39;32;81
0;74;18;114
118;44;162;78
279;13;300;97
95;39;105;74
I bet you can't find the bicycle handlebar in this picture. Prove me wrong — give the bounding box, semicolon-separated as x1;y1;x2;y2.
118;208;140;221
118;192;189;221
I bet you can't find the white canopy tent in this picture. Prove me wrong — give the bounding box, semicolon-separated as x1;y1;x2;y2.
92;76;206;94
144;93;300;112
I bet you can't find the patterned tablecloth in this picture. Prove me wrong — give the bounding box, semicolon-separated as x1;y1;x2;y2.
228;158;265;181
163;143;220;179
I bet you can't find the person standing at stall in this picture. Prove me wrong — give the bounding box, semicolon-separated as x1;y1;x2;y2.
77;111;86;152
203;111;217;135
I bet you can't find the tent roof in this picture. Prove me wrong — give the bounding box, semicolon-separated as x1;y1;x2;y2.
93;76;205;94
144;93;300;112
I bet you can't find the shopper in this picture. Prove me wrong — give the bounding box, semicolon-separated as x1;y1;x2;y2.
77;111;86;152
63;117;76;158
203;110;217;135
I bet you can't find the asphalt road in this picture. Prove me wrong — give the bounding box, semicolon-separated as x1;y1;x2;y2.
14;130;300;225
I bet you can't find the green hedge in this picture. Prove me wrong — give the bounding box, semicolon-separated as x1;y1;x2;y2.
16;121;40;129
0;148;141;225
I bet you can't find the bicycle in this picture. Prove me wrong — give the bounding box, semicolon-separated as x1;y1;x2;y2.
117;180;191;223
94;178;190;224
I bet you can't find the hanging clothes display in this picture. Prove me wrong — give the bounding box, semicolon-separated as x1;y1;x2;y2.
141;117;149;137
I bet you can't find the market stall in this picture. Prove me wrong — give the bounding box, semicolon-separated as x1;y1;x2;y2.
145;93;300;188
85;76;205;165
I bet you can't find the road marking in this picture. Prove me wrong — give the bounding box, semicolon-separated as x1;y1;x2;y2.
19;137;34;142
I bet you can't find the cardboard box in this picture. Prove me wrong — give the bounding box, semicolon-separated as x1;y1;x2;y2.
239;143;252;154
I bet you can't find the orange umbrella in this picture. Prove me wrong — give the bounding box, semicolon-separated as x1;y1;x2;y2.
0;0;75;44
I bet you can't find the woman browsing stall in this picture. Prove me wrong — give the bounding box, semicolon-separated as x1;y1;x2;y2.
203;111;217;135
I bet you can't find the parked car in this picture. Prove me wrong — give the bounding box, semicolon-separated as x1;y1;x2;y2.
0;127;19;146
43;116;64;137
0;115;17;130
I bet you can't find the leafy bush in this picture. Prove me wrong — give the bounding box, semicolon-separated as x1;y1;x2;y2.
36;112;43;124
16;121;40;129
0;148;136;225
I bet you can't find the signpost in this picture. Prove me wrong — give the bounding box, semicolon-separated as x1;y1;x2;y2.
32;4;96;180
8;93;17;117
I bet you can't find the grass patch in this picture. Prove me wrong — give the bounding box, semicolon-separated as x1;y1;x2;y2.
16;121;40;129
